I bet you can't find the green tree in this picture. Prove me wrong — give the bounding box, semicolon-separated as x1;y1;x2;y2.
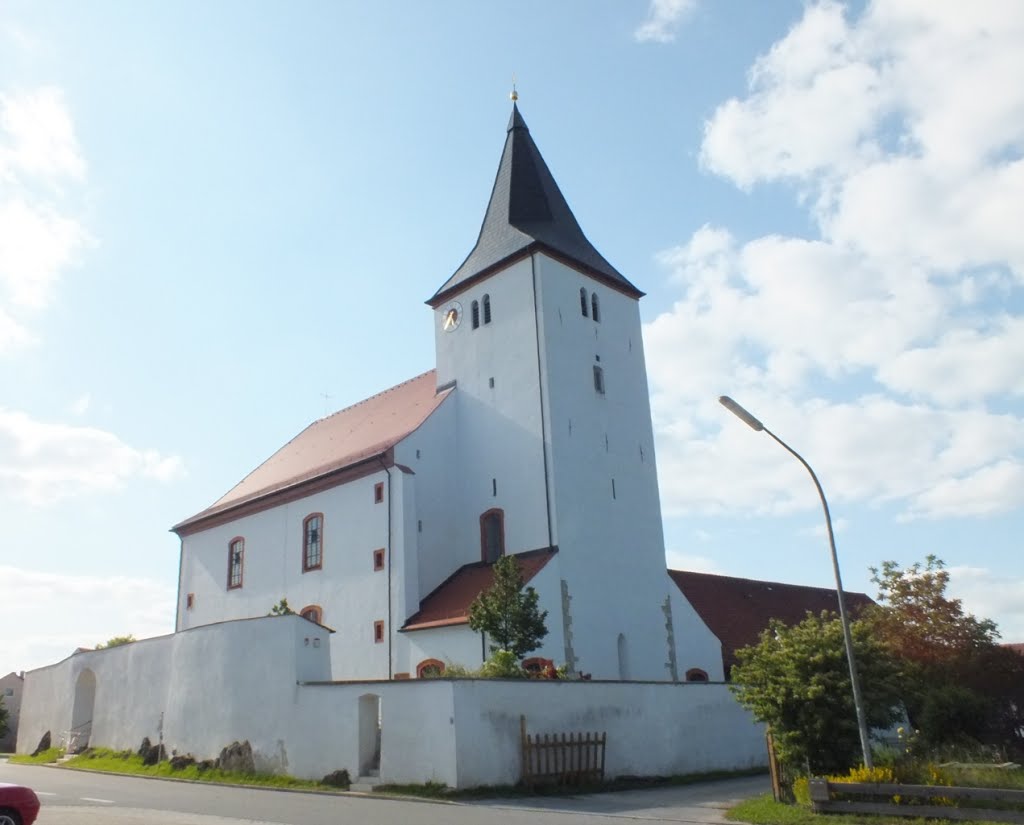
864;555;1022;753
730;611;902;774
95;634;136;649
0;694;8;740
468;554;548;660
866;555;998;667
269;598;295;616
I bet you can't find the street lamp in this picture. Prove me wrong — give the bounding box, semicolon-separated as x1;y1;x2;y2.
718;395;874;770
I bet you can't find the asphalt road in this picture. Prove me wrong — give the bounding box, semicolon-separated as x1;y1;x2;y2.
0;760;769;825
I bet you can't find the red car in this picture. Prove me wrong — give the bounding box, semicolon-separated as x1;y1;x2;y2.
0;783;40;825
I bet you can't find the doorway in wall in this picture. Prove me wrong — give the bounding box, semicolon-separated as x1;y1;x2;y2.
358;693;381;777
70;669;96;753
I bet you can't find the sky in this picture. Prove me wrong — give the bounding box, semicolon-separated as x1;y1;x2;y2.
1;0;1022;676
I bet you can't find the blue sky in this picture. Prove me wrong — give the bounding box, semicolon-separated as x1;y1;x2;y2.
2;1;1022;675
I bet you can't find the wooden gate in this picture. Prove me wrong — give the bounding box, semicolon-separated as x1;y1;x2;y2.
520;715;607;787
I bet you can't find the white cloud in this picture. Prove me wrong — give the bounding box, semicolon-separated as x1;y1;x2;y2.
666;550;720;573
69;393;91;416
0;197;90;308
0;566;175;675
0;86;90;352
947;565;1024;643
0;408;186;505
0;86;85;185
646;0;1024;523
634;0;696;44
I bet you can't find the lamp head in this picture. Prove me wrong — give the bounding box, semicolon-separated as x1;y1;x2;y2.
719;396;765;432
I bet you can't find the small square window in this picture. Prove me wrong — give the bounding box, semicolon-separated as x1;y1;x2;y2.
373;620;385;643
186;593;195;610
4;688;14;697
373;548;385;571
374;482;384;503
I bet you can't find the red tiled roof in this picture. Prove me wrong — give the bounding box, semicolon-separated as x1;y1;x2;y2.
174;371;451;533
402;548;558;631
669;570;874;677
1003;643;1024;655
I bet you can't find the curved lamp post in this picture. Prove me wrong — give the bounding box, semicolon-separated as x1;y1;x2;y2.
718;395;874;770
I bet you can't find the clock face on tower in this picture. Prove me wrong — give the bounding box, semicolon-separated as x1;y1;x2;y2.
441;301;463;332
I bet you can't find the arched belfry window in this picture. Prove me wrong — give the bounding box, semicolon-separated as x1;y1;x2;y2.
480;508;505;563
227;538;244;590
685;668;709;682
471;300;480;329
482;294;492;324
301;604;323;624
591;293;601;323
302;513;323;572
580;288;589;317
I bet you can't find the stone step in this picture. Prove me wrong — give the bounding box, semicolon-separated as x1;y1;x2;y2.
350;773;382;793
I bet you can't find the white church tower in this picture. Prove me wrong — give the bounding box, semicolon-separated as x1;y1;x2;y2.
427;103;695;680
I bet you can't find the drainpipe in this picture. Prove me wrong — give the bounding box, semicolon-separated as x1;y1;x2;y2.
376;454;393;679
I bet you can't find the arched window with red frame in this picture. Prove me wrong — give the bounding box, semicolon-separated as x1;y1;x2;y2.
227;537;244;590
685;668;709;682
300;604;323;624
302;513;323;572
416;659;445;678
480;508;505;563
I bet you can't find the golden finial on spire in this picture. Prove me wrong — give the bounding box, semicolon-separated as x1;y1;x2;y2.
510;74;518;102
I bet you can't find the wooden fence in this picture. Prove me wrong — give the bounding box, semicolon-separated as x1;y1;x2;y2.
520;715;606;787
809;778;1024;824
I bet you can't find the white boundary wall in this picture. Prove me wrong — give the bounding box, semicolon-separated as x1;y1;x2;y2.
19;617;765;788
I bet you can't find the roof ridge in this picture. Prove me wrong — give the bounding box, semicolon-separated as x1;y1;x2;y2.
669;568;870;597
315;369;437;424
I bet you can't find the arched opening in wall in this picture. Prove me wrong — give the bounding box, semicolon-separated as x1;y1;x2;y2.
591;293;601;322
70;668;96;753
300;605;322;624
479;508;505;563
358;693;382;778
685;668;709;682
471;300;480;329
482;294;492;324
416;659;445;678
580;287;589;317
617;633;630;680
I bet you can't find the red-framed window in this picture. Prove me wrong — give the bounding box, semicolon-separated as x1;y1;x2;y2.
416;658;445;678
373;620;385;643
480;508;505;563
302;513;323;572
374;482;384;503
685;668;709;682
373;548;385;571
300;604;323;624
227;538;244;589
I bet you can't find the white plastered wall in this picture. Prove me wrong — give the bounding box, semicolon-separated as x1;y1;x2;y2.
18;615;761;787
177;471;392;680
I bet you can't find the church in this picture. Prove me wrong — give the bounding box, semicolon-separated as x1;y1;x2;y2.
171;101;726;683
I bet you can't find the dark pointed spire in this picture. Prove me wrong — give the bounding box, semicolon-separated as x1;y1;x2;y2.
429;105;642;305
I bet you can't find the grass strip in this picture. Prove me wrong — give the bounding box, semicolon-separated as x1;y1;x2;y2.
727;793;1018;825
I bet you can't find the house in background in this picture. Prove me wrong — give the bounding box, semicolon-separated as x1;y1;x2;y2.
669;571;874;678
172;103;725;683
0;671;24;752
